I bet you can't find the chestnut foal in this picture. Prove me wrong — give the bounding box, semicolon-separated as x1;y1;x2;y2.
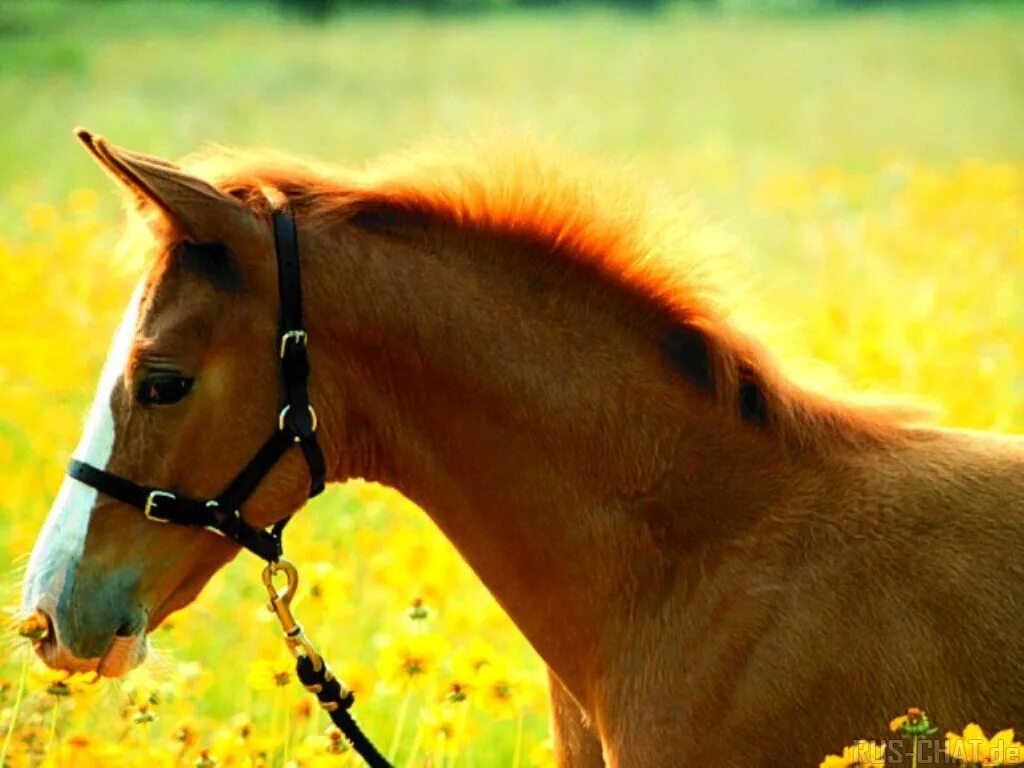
22;131;1024;767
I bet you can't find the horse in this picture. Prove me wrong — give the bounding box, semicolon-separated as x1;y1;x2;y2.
21;129;1024;767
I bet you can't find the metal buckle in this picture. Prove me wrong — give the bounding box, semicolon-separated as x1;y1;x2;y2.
279;330;308;358
143;490;176;523
278;404;318;440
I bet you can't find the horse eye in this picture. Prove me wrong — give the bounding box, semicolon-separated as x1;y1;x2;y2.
137;373;195;407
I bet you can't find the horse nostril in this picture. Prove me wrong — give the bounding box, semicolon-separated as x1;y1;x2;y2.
115;621;136;638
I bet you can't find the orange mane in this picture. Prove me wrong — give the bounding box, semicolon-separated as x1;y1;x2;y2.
177;139;913;451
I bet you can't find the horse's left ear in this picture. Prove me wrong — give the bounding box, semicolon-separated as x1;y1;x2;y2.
74;127;256;241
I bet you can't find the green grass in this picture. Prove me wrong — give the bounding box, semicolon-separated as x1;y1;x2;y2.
1;0;1023;227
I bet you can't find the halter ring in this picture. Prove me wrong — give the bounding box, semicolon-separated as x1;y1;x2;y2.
201;500;241;538
278;404;318;437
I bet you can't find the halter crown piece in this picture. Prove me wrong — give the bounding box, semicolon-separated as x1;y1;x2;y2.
65;206;393;768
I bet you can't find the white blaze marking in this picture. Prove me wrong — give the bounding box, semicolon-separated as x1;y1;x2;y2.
22;281;146;618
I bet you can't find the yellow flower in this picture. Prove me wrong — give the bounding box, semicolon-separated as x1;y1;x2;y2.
208;715;277;765
376;632;445;690
819;740;886;768
406;595;434;623
299;560;354;605
418;703;475;758
452;637;498;680
27;666;95;698
290;730;346;768
64;731;92;750
228;712;254;742
441;677;471;704
40;731;117;767
122;664;179;708
245;657;293;691
342;661;375;700
173;722;199;748
946;724;1024;765
323;725;349;754
130;702;156;725
890;707;936;738
475;660;522;720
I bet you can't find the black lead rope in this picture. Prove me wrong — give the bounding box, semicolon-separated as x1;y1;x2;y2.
264;560;393;768
296;645;394;767
65;206;393;767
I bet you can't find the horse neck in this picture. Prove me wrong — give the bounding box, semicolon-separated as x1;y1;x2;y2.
301;218;795;702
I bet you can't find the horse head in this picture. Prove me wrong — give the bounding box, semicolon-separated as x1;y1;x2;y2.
22;131;322;676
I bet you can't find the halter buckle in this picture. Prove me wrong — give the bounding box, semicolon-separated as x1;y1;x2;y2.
278;404;318;439
279;330;308;358
143;491;176;523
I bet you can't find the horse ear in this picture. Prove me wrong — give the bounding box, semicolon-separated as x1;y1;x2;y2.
74;127;254;240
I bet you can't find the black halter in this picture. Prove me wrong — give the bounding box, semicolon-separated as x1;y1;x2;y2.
67;207;326;563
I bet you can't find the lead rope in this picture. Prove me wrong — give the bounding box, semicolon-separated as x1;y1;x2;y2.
263;560;394;768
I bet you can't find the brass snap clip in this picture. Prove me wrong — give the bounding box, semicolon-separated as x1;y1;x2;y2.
262;559;323;670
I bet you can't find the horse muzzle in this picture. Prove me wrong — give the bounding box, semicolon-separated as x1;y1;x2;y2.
24;598;149;679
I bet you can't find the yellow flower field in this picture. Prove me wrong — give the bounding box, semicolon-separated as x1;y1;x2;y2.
1;153;1020;767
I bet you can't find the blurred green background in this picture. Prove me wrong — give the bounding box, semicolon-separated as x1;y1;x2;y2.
3;0;1023;213
3;0;1022;289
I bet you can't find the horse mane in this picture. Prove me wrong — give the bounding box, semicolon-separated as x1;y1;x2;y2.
178;139;915;452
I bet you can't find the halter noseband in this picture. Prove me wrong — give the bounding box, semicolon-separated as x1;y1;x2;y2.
67;206;326;563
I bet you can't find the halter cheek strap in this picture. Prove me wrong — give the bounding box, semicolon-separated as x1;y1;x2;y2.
66;206;326;563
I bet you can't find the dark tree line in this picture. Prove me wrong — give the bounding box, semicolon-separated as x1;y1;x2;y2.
277;0;938;16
